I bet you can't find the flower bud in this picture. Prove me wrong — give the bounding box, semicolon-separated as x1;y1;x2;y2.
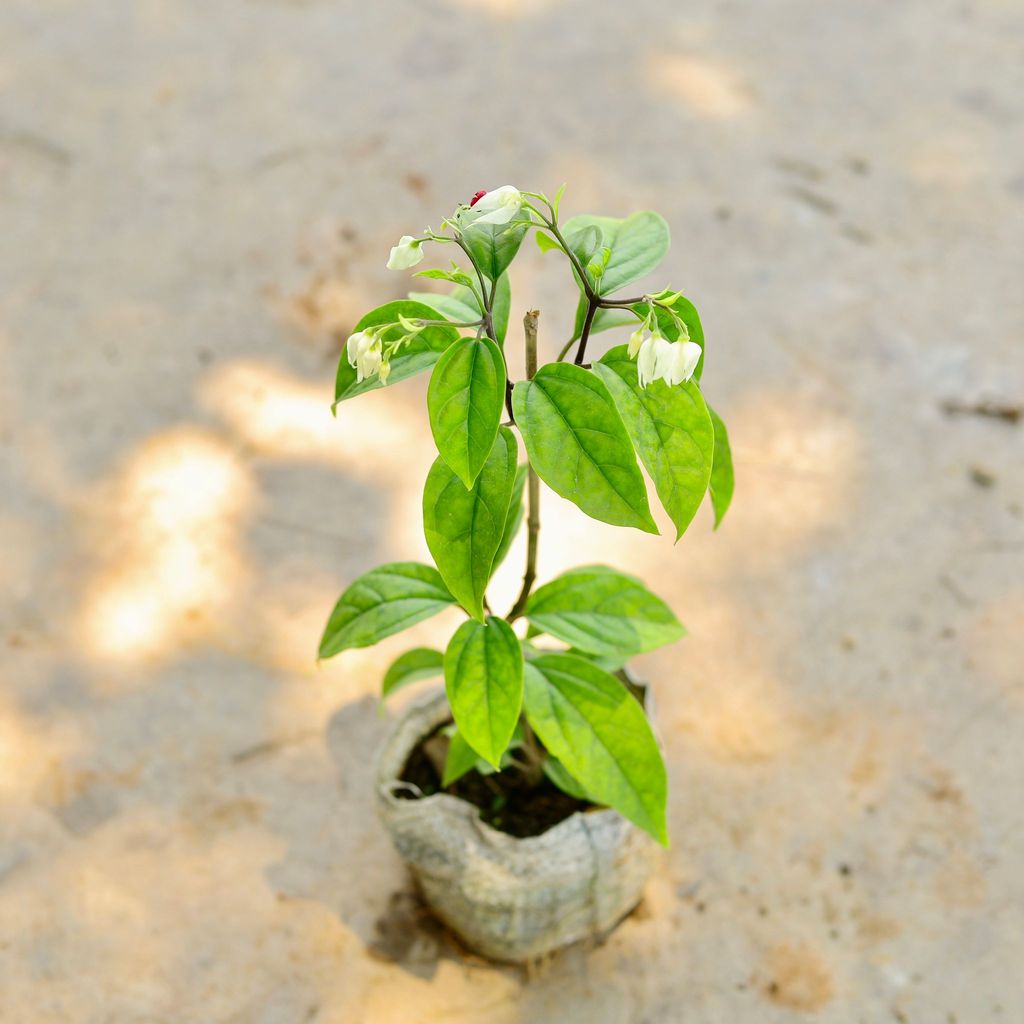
386;235;425;270
628;327;647;359
465;185;523;227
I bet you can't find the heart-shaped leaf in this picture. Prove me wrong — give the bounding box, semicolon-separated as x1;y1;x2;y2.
595;345;714;540
423;427;518;621
427;336;506;488
562;211;669;297
512;363;657;533
319;563;454;659
491;463;528;573
522;653;668;845
334;301;458;405
707;404;734;528
463;221;529;282
381;647;445;699
445;616;524;767
525;565;683;657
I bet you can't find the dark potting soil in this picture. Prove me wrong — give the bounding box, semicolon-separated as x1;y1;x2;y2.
398;725;593;838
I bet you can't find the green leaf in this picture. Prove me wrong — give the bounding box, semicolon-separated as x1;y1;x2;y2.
427;336;507;488
414;267;477;291
319;563;455;659
445;616;524;767
442;728;481;786
594;345;715;540
408;289;481;325
442;722;524;784
566;648;628;673
334;301;458;405
491;273;511;346
565;224;602;290
543;755;590;800
522;653;668;845
552;182;567;216
562;211;669;296
535;230;561;254
525;565;683;657
423;427;518;621
492;463;528;572
463;221;529;282
707;404;734;528
512;363;658;533
381;647;444;698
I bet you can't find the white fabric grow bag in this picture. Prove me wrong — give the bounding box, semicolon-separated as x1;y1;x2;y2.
376;688;657;962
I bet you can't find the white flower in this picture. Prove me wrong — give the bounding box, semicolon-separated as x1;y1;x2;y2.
466;185;523;227
346;330;383;382
628;327;647;358
386;235;424;270
637;335;670;389
657;340;702;386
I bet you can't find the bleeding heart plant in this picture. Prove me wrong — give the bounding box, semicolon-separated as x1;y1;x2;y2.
319;185;734;845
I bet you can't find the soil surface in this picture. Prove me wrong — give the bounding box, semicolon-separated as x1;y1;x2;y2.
399;725;591;838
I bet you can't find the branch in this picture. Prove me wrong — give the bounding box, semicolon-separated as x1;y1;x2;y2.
573;298;598;365
507;310;541;622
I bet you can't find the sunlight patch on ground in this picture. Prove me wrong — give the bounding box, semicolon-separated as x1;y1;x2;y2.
723;391;861;564
670;667;796;763
438;0;562;18
0;696;83;802
0;813;340;1020
200;359;425;473
78;428;253;663
964;592;1024;701
647;54;753;119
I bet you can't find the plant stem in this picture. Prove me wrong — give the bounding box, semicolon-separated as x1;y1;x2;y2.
555;336;576;361
507;310;540;622
518;717;546;786
574;297;598;365
453;235;495;340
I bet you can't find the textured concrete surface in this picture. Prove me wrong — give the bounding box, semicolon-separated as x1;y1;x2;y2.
2;1;1023;1021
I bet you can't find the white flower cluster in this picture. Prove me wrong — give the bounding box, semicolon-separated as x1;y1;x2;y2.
629;324;701;389
346;329;389;384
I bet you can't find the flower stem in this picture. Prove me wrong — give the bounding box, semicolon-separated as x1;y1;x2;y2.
507;310;540;622
453;235;495;340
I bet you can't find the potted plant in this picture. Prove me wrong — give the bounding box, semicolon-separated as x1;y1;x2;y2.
319;185;734;962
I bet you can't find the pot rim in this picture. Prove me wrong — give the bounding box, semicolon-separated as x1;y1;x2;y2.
375;686;635;852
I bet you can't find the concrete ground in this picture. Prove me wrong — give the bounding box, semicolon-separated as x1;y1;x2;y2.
2;1;1022;1021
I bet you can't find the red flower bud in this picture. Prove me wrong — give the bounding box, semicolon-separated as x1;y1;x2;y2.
469;190;487;207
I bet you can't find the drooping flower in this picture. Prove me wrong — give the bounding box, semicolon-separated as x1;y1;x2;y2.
657;340;702;386
466;185;523;227
637;335;671;389
386;235;425;270
346;330;383;383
